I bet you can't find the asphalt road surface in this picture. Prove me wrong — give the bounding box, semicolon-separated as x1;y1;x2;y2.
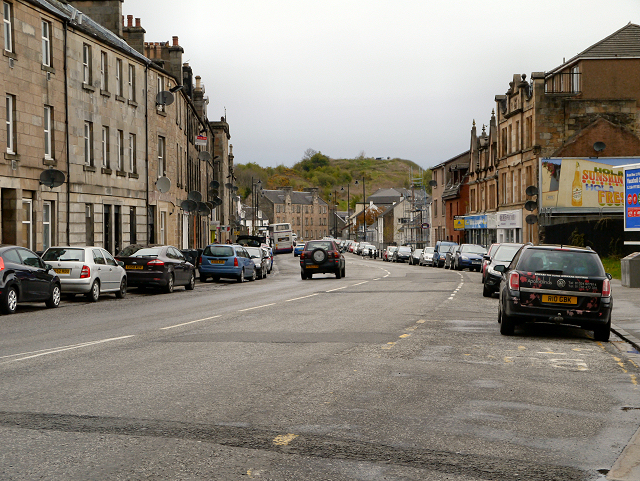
1;253;639;480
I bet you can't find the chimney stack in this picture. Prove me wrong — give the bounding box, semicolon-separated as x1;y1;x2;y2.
67;0;124;38
123;14;146;55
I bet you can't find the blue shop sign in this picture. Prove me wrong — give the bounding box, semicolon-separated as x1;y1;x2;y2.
625;166;640;231
465;215;487;230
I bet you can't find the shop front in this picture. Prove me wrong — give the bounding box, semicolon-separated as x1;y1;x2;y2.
497;210;523;243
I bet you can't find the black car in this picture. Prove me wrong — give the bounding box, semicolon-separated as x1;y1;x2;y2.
300;240;345;279
117;245;196;293
482;243;524;297
0;245;61;314
495;244;613;341
392;246;413;262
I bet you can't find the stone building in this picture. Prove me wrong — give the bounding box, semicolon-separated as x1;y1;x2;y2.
261;187;329;240
430;151;469;245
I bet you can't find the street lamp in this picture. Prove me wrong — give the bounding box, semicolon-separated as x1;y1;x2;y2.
340;184;350;239
354;177;366;242
252;178;262;235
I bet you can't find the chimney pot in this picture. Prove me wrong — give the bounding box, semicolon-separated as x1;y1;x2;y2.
127;15;133;27
172;36;179;46
135;18;141;27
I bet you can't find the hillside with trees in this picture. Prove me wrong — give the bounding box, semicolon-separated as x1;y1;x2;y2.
235;150;432;211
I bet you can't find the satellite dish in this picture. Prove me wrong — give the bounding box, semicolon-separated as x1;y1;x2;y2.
156;176;171;193
180;200;197;213
232;186;239;192
197;202;211;216
213;198;223;206
210;180;220;189
428;180;437;187
39;169;65;189
208;189;219;197
155;91;175;106
198;151;212;162
187;190;202;202
224;182;234;189
524;200;537;212
594;142;606;152
205;201;214;210
525;214;538;225
525;185;538;197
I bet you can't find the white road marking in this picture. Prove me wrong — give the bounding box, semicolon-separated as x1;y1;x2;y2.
352;281;369;286
285;293;318;302
326;286;348;292
1;336;135;364
161;315;221;330
239;303;276;312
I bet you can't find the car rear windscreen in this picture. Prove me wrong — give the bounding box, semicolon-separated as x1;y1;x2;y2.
131;247;162;258
42;248;85;262
518;249;605;277
203;246;234;257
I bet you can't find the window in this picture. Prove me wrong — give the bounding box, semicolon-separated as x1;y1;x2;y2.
433;199;437;217
128;64;135;101
515;120;520;152
41;21;51;66
84;121;93;165
525;117;532;149
157;136;165;177
43;201;51;250
115;58;122;97
44;106;52;159
116;129;123;171
6;94;15;154
3;2;12;52
157;75;165;111
101;126;109;168
129;133;136;173
100;51;108;91
82;44;91;84
22;199;32;249
571;66;580;93
501;173;507;205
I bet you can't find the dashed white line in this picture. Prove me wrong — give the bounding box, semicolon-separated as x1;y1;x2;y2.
239;303;276;312
326;286;348;293
285;293;318;302
352;281;369;286
161;315;221;330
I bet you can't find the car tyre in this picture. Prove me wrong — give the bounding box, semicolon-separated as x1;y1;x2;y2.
1;285;18;314
237;270;245;283
342;266;346;278
115;277;127;299
301;270;307;280
200;274;208;283
46;284;61;308
165;273;175;293
499;303;515;336
212;275;220;282
250;268;257;281
482;282;492;297
335;267;342;279
593;320;611;342
87;280;100;302
186;271;195;290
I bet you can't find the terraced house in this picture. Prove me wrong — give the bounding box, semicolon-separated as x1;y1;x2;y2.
261;186;329;240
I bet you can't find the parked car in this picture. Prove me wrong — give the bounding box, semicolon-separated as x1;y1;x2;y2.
496;244;613;341
300;239;345;279
361;244;377;257
482;243;501;282
451;244;488;271
199;244;256;282
293;243;305;257
418;246;435;266
482;243;524;297
0;245;61;314
246;246;269;279
433;241;458;267
262;246;273;273
42;246;127;301
443;246;458;269
383;246;397;261
409;247;421;265
117;245;196;292
392;246;413;262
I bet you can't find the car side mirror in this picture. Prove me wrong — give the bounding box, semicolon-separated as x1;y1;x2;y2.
46;264;53;271
483;255;490;261
494;265;506;273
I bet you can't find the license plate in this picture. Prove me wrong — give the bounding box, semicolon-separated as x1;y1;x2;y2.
126;265;143;270
54;268;70;274
210;260;225;264
542;294;577;305
306;265;318;268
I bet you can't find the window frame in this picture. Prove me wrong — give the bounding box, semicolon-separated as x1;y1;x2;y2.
6;94;15;154
117;129;123;171
22;198;33;249
100;51;108;91
129;133;136;173
101;125;109;168
44;105;52;159
41;20;51;67
115;58;122;97
42;201;52;251
157;136;165;177
84;121;93;166
82;44;92;85
3;2;13;53
128;64;135;101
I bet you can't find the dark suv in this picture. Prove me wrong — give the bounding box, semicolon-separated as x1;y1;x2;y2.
300;240;345;279
495;245;613;341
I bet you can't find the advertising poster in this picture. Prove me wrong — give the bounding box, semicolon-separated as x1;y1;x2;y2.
453;216;465;231
540;157;634;210
624;165;640;231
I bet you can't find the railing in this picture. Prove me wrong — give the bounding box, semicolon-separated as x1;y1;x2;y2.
544;72;581;95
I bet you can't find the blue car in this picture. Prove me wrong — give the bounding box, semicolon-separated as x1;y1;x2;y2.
293;243;305;257
451;244;488;271
199;244;256;282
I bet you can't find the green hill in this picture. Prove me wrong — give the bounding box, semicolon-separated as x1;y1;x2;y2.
235;151;431;210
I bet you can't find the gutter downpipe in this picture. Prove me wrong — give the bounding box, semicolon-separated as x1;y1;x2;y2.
63;20;70;244
145;63;149;243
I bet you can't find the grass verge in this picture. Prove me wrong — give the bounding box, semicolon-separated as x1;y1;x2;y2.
601;257;621;280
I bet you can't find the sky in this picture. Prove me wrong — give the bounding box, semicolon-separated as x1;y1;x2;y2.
123;0;639;169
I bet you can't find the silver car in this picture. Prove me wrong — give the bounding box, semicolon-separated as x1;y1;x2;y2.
419;246;435;266
245;246;269;279
42;246;127;301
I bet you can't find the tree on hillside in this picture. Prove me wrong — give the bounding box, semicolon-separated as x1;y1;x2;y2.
302;148;318;161
294;151;330;172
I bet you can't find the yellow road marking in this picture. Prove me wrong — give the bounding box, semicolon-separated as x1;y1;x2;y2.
518;346;526;351
631;374;638;386
504;357;513;363
416;320;426;324
273;433;298;446
399;334;411;339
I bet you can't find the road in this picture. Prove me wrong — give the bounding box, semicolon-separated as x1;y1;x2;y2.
1;253;639;480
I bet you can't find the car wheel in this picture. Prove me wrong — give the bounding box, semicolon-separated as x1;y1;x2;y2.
87;280;100;302
1;286;18;314
115;277;127;299
342;267;346;278
186;271;195;290
301;270;307;280
593;320;611;342
335;267;342;279
165;273;175;293
237;270;245;283
482;282;492;297
250;268;257;281
46;284;61;308
200;274;208;282
308;273;313;279
499;303;515;336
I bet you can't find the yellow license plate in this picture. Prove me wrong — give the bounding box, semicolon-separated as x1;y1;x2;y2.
542;294;577;305
306;265;318;268
210;260;225;264
126;265;144;270
54;268;70;274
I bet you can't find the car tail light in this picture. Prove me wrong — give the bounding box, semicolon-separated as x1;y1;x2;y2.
199;256;202;264
300;252;305;259
509;271;520;291
234;257;238;267
602;278;611;298
147;259;165;266
80;265;90;278
0;257;4;271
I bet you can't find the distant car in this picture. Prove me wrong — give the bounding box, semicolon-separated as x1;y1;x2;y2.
482;243;501;282
199;244;256;282
361;244;377;257
496;244;613;341
117;245;196;292
383;246;397;261
300;239;345;279
293;243;305;257
42;246;127;301
246;246;269;279
443;246;457;269
262;246;273;273
433;241;458;267
418;247;435;266
392;246;412;263
483;243;524;297
408;247;421;265
0;245;61;314
451;244;487;271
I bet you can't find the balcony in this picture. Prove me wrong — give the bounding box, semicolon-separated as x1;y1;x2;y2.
545;72;581;95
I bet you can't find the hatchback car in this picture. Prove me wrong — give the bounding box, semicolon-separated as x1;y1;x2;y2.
42;246;127;301
293;243;305;257
433;241;458;267
496;245;613;341
483;243;524;297
392;246;412;262
117;245;196;292
246;246;269;279
0;245;61;314
199;244;256;282
383;246;397;261
451;244;487;271
262;246;273;273
300;240;345;279
408;247;422;265
482;243;501;282
418;247;435;266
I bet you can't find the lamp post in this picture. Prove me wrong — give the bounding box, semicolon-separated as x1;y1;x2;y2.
354;177;365;242
341;184;350;239
252;178;262;235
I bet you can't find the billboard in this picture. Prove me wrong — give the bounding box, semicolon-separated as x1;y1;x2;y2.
624;165;640;231
540;157;636;210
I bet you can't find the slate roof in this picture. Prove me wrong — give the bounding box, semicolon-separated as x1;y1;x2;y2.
262;190;328;206
367;188;411;205
547;23;640;74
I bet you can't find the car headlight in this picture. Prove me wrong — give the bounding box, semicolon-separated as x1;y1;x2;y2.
461;256;469;261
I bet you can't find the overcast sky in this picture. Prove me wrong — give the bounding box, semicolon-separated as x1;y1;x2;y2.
124;0;638;169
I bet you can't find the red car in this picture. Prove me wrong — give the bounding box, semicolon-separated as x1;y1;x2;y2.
300;240;345;279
